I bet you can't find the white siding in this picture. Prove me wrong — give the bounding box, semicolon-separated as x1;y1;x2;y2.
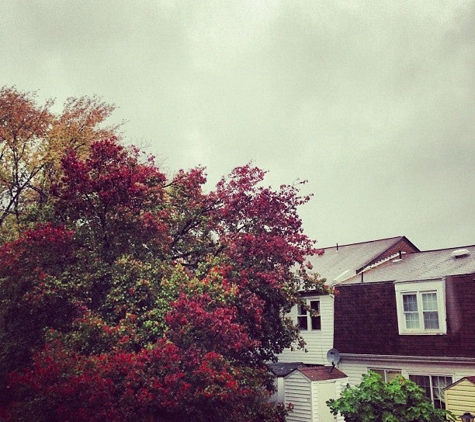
339;355;475;389
316;381;337;422
334;379;347;422
279;295;334;365
284;373;348;422
285;372;313;422
270;377;285;403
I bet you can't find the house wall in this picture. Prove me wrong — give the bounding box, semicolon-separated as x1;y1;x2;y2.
316;380;348;422
338;355;475;389
284;372;347;422
445;379;475;417
334;274;475;358
278;295;334;365
269;376;285;403
285;372;313;422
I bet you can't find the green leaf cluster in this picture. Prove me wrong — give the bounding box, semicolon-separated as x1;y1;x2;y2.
327;371;455;422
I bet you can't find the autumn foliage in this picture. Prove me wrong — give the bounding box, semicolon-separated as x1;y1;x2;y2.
0;87;325;421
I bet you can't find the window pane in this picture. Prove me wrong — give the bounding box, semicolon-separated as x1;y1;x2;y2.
405;312;420;329
370;369;385;379
386;371;402;382
310;301;321;330
432;376;452;409
310;301;319;312
423;311;439;329
298;316;308;330
311;315;321;330
403;294;418;311
369;369;401;382
422;293;438;311
409;375;431;399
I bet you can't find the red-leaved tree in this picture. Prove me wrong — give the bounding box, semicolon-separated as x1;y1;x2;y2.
0;137;326;421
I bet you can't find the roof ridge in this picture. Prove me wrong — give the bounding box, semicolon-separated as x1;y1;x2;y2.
416;244;475;253
321;236;404;250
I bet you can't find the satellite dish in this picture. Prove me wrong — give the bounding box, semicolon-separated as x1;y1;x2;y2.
326;348;341;366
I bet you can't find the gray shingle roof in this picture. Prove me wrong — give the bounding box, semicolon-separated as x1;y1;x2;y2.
341;245;475;284
308;236;415;284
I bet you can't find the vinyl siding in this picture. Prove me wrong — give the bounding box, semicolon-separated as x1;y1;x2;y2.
445;379;475;416
340;357;475;388
279;295;334;365
285;372;313;422
284;372;347;422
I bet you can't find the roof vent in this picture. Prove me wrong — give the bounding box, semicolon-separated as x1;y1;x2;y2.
451;249;471;259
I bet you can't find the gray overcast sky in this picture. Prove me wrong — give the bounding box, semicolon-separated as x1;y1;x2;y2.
2;1;474;250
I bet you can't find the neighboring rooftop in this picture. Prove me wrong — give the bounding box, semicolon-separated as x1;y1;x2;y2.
308;236;419;284
340;244;475;284
267;362;305;377
292;366;348;381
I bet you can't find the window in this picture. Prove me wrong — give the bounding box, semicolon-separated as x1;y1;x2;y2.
402;292;439;330
395;280;446;335
409;375;452;409
369;368;402;382
297;299;321;331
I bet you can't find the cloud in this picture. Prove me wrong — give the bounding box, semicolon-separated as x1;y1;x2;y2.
1;0;474;249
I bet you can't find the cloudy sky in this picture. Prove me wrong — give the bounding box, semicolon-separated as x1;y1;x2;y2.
2;1;474;250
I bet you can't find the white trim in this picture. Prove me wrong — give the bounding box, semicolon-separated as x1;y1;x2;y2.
394;279;447;335
297;297;321;332
341;353;475;365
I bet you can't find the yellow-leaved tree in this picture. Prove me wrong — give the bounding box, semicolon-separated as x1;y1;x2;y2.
0;86;120;240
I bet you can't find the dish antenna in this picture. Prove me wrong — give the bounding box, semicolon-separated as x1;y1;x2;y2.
326;348;341;372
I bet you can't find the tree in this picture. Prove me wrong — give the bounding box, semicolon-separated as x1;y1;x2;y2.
327;371;455;422
0;86;119;241
0;136;326;421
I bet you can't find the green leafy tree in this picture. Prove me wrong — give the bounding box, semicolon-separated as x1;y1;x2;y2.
327;371;455;422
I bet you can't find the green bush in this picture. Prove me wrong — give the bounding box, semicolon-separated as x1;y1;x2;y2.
327;371;454;422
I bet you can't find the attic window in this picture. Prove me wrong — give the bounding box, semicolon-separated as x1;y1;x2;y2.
451;249;470;258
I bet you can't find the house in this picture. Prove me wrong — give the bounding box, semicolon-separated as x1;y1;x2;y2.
278;236;419;365
331;242;475;410
277;236;475;416
276;236;420;420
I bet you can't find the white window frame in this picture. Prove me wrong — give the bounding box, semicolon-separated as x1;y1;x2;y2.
296;298;321;331
394;280;447;335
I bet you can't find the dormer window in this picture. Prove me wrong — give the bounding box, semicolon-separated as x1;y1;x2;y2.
402;292;439;330
297;299;321;331
395;280;447;335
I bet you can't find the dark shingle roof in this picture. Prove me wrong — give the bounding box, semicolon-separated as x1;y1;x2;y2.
293;366;347;381
267;362;305;377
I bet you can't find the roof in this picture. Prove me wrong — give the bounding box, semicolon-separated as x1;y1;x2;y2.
288;365;347;381
340;244;475;285
444;376;475;390
267;362;305;377
308;236;419;284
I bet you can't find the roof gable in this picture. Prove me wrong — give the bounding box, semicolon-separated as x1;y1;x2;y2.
287;366;347;381
340;244;475;284
445;376;475;390
309;236;419;284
